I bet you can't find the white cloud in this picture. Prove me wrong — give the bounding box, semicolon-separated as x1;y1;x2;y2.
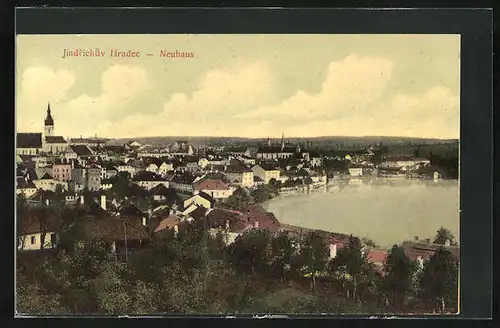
17;56;459;139
16;67;75;131
238;55;394;121
17;65;151;137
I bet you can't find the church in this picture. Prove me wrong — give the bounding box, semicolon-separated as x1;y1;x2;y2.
16;103;69;155
256;133;302;160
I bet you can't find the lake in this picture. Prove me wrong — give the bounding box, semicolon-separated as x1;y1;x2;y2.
264;178;460;248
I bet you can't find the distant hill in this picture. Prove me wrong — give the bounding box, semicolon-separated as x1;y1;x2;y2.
105;136;458;147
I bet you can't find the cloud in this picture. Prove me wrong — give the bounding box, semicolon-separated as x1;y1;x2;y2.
17;56;459;139
238;55;394;121
16;67;75;131
17;65;151;137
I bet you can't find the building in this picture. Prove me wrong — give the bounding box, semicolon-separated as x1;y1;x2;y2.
42;104;70;154
86;167;102;191
52;160;73;182
256;134;299;160
69;136;109;147
16;133;43;155
348;166;363;177
116;162;135;177
380;157;431;169
193;179;234;200
183;192;214;210
224;165;254;188
169;173;196;194
132;171;169;190
252;163;281;184
16;177;37;198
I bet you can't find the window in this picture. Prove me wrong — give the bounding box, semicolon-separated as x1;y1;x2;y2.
30;236;36;245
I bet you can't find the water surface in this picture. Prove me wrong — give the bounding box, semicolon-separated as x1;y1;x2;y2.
264;179;460;248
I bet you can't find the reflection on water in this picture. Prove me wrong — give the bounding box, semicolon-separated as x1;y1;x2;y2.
264;178;459;248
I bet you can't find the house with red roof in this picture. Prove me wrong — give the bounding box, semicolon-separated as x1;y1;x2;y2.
193;179;235;200
365;249;389;273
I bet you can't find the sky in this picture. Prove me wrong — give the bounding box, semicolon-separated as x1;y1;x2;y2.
16;34;460;139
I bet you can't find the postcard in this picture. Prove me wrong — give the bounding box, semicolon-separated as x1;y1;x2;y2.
15;34;460;316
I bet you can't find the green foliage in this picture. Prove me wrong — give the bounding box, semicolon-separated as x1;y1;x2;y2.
226;187;251;210
16;209;459;315
419;248;458;313
328;236;370;300
251;185;276;203
433;227;457;246
382;245;418;306
297;231;329;292
228;229;273;275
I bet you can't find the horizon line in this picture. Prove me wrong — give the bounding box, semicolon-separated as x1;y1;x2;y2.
16;131;459;141
99;135;460;140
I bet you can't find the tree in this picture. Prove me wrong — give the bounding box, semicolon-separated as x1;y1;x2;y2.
298;231;329;292
362;237;379;249
433;227;457;246
382;245;418;307
54;184;66;206
226;187;251;210
328;236;365;300
32;206;52;250
92;261;132;314
270;232;298;283
419;248;459;313
250;186;273;203
228;229;273;275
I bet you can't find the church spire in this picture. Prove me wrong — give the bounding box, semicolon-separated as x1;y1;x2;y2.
44;102;54;137
281;132;285;151
45;102;54;126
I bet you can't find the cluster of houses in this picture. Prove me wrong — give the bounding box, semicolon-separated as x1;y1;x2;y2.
16;104;455;274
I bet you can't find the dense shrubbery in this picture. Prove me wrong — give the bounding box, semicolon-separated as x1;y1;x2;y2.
16;205;459;315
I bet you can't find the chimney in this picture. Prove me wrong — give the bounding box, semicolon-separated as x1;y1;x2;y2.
100;194;106;210
253;221;259;228
80;195;84;205
329;244;337;259
142;216;147;226
414;236;419;241
425;238;431;244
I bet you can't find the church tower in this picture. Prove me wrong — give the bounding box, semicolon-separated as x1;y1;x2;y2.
44;102;54;137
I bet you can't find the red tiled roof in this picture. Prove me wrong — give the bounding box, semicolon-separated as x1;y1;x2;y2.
366;249;388;265
240;206;281;233
194;179;230;191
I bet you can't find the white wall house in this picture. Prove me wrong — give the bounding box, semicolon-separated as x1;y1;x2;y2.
252;164;281;184
348;167;363;177
18;232;58;251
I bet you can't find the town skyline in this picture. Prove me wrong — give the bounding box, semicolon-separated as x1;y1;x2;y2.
16;34;460;139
